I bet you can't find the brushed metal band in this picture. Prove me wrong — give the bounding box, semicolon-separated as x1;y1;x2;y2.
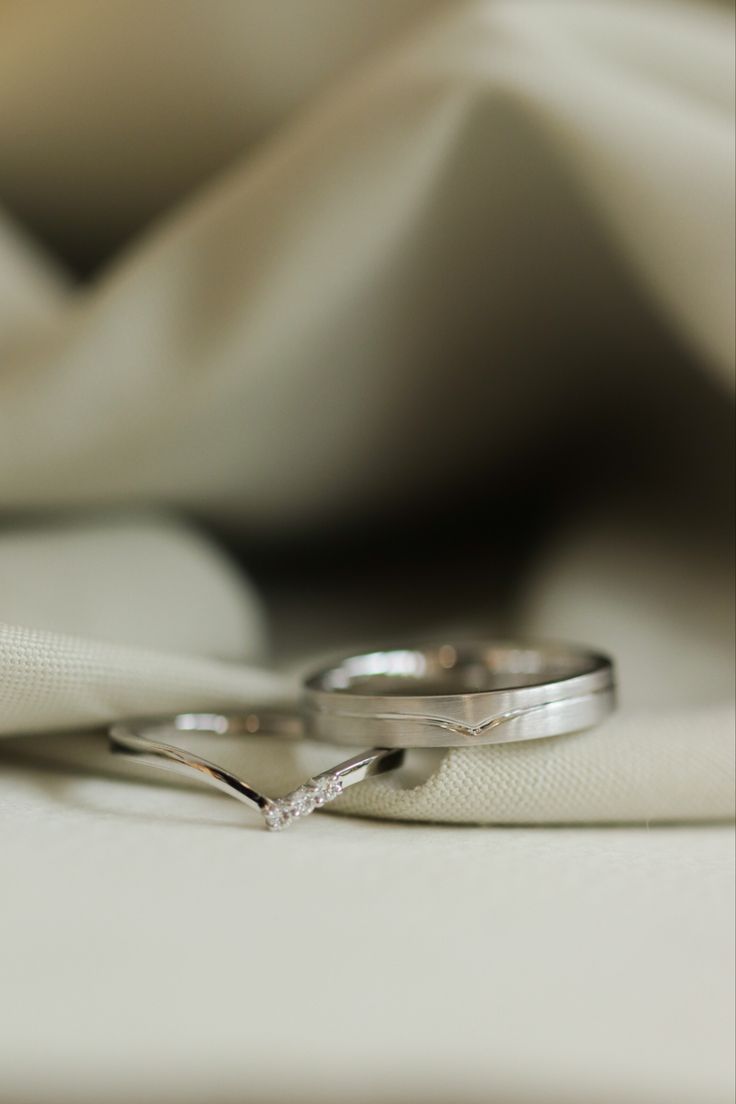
108;641;615;831
303;641;616;748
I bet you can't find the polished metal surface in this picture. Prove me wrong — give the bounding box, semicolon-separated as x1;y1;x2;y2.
109;640;615;829
303;641;616;748
109;711;403;831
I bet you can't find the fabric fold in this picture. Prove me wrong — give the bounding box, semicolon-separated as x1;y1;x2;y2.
0;0;732;827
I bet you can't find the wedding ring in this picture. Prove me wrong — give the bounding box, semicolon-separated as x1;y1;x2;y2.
109;711;403;832
109;640;615;831
303;640;615;748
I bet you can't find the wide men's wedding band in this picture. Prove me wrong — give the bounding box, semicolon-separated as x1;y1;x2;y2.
303;641;616;748
108;641;615;832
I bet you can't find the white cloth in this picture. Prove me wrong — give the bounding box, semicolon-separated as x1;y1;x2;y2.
0;3;733;1102
0;782;732;1104
0;0;732;823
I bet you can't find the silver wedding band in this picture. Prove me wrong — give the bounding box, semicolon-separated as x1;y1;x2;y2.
303;640;615;748
109;712;403;832
109;640;616;830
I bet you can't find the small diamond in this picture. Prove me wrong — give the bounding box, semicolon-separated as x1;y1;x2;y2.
261;776;344;831
312;775;344;806
285;786;318;817
262;802;293;831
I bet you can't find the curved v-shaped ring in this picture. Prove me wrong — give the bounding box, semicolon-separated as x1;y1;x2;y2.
109;711;403;831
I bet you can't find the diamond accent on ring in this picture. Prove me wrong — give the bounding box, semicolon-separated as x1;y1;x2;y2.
262;774;344;831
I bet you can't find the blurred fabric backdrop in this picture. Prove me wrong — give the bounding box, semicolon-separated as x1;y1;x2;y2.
0;3;733;1104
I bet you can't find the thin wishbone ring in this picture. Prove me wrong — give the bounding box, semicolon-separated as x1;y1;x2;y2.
109;711;403;831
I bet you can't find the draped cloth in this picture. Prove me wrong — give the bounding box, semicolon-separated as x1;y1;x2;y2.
0;0;732;823
0;3;733;1103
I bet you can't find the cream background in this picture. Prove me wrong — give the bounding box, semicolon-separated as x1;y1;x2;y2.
0;2;733;1103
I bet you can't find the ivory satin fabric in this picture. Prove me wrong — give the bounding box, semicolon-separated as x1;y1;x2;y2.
0;3;734;1103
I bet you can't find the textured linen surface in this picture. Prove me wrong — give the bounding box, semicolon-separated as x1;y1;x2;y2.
0;5;734;1104
0;0;733;825
0;788;733;1104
